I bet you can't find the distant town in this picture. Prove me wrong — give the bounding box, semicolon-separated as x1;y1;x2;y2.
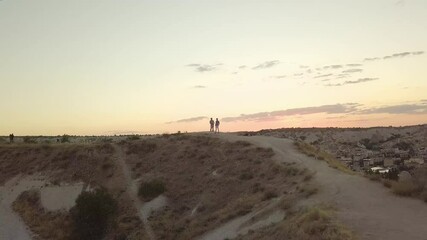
246;125;427;174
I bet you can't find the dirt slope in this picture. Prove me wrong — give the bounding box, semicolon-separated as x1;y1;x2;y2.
219;134;427;240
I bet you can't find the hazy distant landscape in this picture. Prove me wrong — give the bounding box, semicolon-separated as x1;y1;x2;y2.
2;0;427;240
1;126;427;239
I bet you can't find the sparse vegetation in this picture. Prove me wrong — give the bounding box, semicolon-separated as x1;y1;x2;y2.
61;134;70;143
127;135;140;140
12;190;72;240
71;189;118;240
23;136;37;144
138;180;166;201
391;181;422;197
281;206;357;240
295;141;354;175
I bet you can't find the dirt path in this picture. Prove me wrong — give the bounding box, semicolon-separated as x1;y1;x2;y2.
219;134;427;240
0;176;46;240
112;144;157;240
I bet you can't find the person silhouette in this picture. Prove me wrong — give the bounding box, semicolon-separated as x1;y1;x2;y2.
209;118;214;132
9;133;14;143
215;118;220;133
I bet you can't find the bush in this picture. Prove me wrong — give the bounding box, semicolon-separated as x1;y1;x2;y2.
71;189;117;240
61;134;70;143
23;136;37;144
138;180;166;201
391;181;422;197
126;135;140;140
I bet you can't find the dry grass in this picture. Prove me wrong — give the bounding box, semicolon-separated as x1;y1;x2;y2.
12;190;72;240
3;135;314;239
391;181;423;197
294;141;354;175
236;205;357;240
121;135;309;240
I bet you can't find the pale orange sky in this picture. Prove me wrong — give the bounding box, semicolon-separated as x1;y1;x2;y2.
1;0;426;135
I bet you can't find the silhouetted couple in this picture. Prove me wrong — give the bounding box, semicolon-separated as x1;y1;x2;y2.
209;118;220;133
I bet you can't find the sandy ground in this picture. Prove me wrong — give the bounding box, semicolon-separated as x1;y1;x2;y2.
0;175;83;240
220;134;427;240
0;176;45;240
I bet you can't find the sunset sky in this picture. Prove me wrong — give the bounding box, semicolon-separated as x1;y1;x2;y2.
1;0;427;135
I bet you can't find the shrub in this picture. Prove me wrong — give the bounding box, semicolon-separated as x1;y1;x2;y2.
126;135;140;140
138;180;166;201
239;172;254;180
391;181;422;197
71;189;117;240
281;206;356;240
382;180;393;188
263;190;278;200
61;134;70;143
23;136;37;144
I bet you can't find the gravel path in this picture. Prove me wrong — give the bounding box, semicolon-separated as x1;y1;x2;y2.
220;134;427;240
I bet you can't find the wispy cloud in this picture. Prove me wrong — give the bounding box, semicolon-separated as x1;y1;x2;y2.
222;103;360;122
325;77;379;87
272;75;287;79
186;63;221;72
364;51;424;61
359;103;427;115
346;63;363;67
344;78;379;84
300;65;309;68
252;60;280;70
166;116;208;124
342;68;363;73
323;65;343;69
314;74;333;78
239;65;247;69
192;85;206;89
364;57;381;61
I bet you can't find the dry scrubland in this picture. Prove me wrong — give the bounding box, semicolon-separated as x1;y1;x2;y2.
294;141;427;202
1;134;355;240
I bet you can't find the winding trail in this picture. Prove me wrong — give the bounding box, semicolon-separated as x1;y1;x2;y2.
219;134;427;240
112;144;157;240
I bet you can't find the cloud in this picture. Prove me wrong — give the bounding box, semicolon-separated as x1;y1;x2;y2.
186;63;220;72
383;52;412;59
239;65;247;69
364;57;380;61
252;60;280;70
294;73;304;76
335;74;349;79
364;51;424;62
324;83;343;87
346;63;363;67
192;85;206;89
300;65;309;68
359;104;427;115
166;116;208;124
344;78;379;84
222;103;360;122
342;68;363;73
272;75;286;79
325;77;379;87
323;65;343;69
314;74;333;78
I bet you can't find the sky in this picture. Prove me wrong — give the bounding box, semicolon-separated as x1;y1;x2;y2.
1;0;427;135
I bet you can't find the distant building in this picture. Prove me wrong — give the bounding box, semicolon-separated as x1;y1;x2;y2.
404;158;424;166
384;159;394;167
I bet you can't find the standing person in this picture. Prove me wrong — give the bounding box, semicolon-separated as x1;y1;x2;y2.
9;133;14;143
209;118;214;132
215;118;220;133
